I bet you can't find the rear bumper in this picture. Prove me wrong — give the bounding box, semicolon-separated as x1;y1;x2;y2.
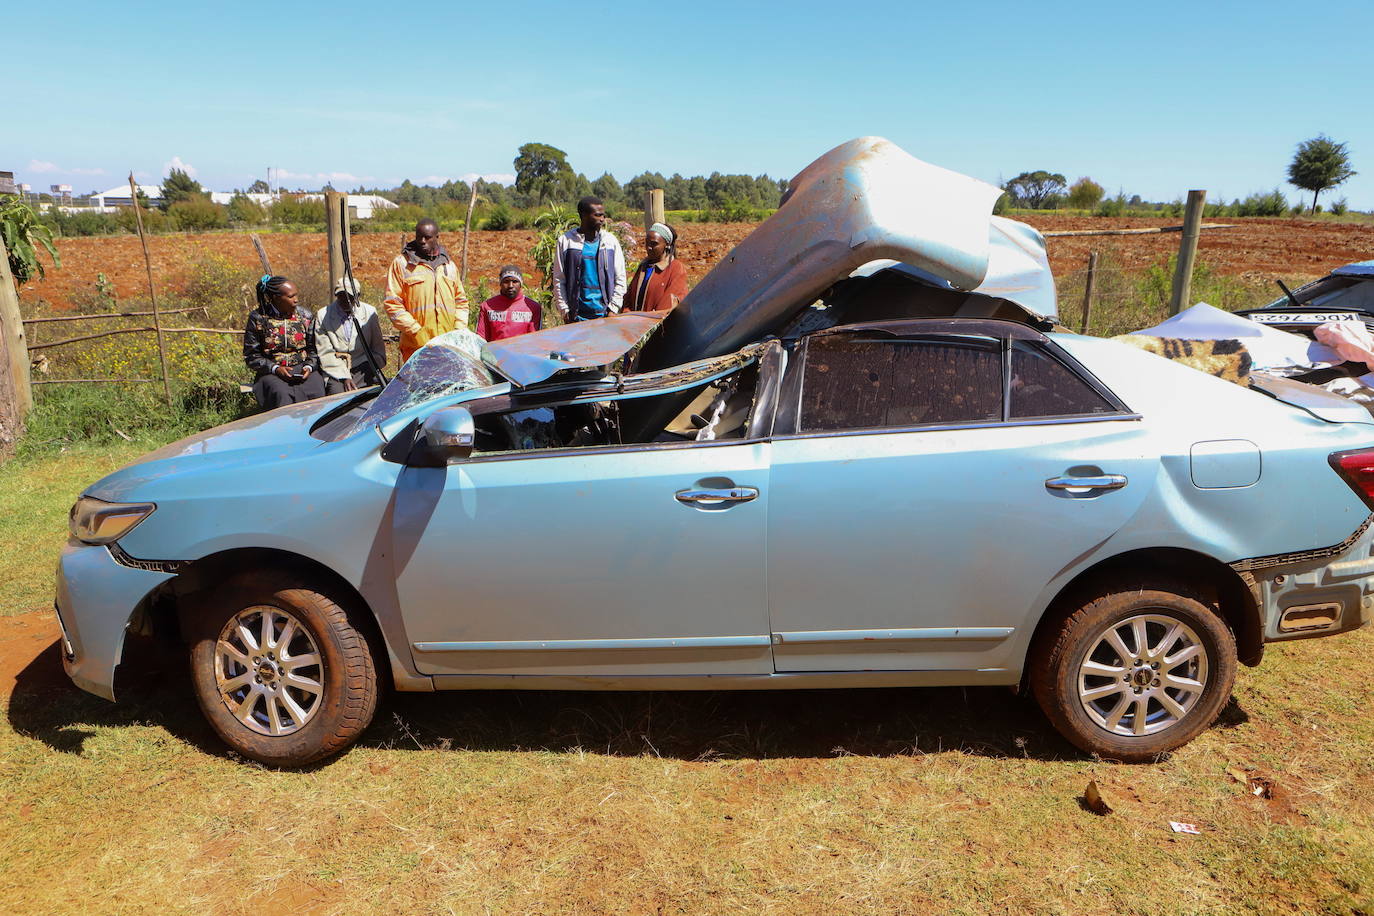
55;539;176;701
1235;516;1374;645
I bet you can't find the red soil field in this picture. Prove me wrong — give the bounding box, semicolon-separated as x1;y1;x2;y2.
21;216;1374;313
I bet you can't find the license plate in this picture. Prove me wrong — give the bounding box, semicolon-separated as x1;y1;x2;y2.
1248;311;1360;325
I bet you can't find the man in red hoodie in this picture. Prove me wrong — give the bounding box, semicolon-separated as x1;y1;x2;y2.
476;265;542;341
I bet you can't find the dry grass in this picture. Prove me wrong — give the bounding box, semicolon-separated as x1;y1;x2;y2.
1;447;1373;914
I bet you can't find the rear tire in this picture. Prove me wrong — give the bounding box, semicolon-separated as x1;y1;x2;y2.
1030;585;1236;762
187;572;378;767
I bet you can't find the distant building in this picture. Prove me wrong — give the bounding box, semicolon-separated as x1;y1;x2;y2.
296;192;399;220
0;171;16;195
209;191;277;207
92;183;164;208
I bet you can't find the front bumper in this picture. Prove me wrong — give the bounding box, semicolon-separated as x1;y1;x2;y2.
1236;516;1374;644
55;539;177;701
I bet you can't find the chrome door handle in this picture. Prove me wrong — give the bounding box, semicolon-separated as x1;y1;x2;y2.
675;487;759;506
1045;474;1128;492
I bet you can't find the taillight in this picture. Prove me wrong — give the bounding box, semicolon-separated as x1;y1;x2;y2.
1329;447;1374;510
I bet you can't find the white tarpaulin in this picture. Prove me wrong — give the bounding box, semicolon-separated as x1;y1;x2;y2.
1131;302;1339;372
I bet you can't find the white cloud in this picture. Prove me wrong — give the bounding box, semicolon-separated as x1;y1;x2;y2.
27;159;105;176
164;156;197;178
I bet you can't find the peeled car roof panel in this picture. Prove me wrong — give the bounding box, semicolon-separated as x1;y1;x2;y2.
638;137;1021;371
482;312;667;387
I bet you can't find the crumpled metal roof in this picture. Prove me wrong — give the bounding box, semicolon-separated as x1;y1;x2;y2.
1333;260;1374;279
637;136;1021;370
482;312;667;387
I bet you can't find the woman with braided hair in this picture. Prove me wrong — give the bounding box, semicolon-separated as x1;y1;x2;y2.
242;275;325;409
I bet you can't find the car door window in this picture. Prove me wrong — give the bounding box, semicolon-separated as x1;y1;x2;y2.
1008;341;1118;419
798;334;1002;432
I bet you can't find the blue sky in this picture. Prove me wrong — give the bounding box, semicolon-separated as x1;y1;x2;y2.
7;0;1374;209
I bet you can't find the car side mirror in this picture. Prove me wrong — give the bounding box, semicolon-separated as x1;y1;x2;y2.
420;406;476;463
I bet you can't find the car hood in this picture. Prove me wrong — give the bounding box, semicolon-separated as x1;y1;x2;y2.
84;395;350;502
637;136;1052;370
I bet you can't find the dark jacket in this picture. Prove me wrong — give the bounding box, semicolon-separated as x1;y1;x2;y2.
243;305;320;377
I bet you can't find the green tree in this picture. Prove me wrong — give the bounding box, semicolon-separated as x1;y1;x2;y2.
160;168;205;208
591;172;624;207
1066;177;1105;209
1004;170;1067;209
1287;135;1356;213
1;197;61;282
247;179;271;194
513;142;576;204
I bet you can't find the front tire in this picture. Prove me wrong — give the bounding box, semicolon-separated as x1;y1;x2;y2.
188;573;378;767
1030;585;1237;762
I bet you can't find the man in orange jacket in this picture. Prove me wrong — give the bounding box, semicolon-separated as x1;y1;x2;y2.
383;217;470;362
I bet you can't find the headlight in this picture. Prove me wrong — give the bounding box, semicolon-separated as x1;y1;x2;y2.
68;497;156;545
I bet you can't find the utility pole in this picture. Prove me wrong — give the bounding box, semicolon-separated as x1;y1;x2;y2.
643;189;665;233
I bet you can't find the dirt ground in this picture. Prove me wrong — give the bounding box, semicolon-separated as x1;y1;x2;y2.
23;217;1374;313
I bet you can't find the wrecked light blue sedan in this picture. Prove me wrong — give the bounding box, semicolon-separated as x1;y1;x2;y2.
57;139;1374;766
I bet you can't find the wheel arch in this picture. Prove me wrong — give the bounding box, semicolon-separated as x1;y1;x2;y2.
1028;547;1264;674
143;547;400;686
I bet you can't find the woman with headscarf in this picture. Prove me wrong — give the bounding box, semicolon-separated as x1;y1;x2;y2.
242;274;325;409
624;222;688;312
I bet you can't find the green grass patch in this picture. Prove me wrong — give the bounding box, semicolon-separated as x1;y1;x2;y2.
0;441;154;617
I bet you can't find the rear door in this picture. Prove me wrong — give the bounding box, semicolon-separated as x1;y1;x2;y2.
766;325;1155;675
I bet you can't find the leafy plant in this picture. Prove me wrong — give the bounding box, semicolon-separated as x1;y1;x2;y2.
0;197;61;283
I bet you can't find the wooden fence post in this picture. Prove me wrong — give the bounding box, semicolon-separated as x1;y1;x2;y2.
1080;251;1098;335
250;233;273;275
325;190;348;293
129;173;172;406
0;234;32;448
643;189;665;233
461;181;478;289
1169;189;1207;315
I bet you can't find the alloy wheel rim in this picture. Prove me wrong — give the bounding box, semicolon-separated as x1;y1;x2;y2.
214;606;324;737
1077;612;1209;738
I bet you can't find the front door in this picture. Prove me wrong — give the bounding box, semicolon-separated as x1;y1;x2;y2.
392;440;772;676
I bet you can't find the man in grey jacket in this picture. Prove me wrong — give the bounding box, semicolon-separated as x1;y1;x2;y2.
315;277;387;393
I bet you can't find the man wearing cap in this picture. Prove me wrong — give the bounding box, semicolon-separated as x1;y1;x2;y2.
477;265;542;341
383;217;469;361
315;277;387;393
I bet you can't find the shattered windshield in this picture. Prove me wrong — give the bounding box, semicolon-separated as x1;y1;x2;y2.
341;330;496;438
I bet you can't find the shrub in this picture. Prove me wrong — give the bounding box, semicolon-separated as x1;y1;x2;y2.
1232;190;1287;217
483;203;514;231
115;206;169;234
226;194;269;226
1331;198;1349;216
168;199;229;231
1067;178;1105;210
1094;193;1128;218
271;196;326;227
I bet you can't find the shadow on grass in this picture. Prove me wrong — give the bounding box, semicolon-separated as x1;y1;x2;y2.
9;635;1249;766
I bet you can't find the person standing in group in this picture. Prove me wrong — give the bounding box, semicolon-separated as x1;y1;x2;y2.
242;275;325;409
476;265;542;341
383;217;469;361
624;222;687;312
315;277;387;394
552;196;626;322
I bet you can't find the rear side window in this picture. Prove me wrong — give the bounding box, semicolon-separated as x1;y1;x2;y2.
1009;341;1117;419
799;335;1002;432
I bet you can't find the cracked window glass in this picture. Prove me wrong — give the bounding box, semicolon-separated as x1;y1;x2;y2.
340;330;496;438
